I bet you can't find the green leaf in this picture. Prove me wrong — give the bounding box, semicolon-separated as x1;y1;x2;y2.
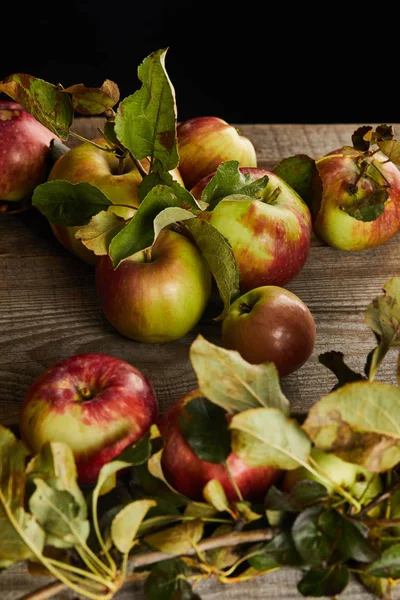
302;380;400;472
265;486;295;512
297;564;349;597
183;501;218;519
144;558;200;600
248;547;280;571
114;432;152;465
184;219;240;320
365;276;400;380
108;185;183;267
139;171;200;210
288;480;329;511
29;479;90;549
318;350;365;390
114;48;178;172
75;210;126;256
0;74;73;139
273;154;316;208
0;426;45;566
32;180;112;226
144;519;204;556
230;407;311;470
62;80;120;115
318;509;379;562
153;207;195;241
111;499;156;553
291;507;334;567
341;188;389;222
366;543;400;579
262;532;304;566
179;397;231;464
189;335;290;415
200;160;269;210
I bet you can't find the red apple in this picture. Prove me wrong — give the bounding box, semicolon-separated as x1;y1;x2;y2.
221;286;316;377
159;389;280;502
311;147;400;250
46;137;184;264
194;167;312;292
95;228;212;343
0;101;59;204
19;353;158;485
177;116;257;190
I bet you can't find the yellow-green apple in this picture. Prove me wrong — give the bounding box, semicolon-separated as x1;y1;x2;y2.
159;388;280;502
193;167;312;292
177;116;257;190
282;447;383;507
311;147;400;250
95;228;212;343
19;353;158;485
221;286;316;377
0;101;59;205
46;137;184;264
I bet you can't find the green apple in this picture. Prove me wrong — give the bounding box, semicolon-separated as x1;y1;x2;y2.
47;137;184;264
95;228;212;343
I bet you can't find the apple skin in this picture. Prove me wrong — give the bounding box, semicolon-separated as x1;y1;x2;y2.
19;353;158;485
312;147;400;250
194;167;312;292
95;228;212;343
0;101;60;202
177;116;257;190
282;447;383;507
47;137;184;264
221;286;316;377
159;388;281;502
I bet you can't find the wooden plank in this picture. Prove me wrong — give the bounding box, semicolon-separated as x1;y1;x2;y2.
1;121;400;599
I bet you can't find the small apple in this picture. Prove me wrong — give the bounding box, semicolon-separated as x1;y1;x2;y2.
46;137;184;264
282;447;383;507
0;101;59;205
221;286;316;377
311;147;400;250
177;116;257;190
194;167;312;292
19;353;158;485
95;228;212;343
159;388;280;502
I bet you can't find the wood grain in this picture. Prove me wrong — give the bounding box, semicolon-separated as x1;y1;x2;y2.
1;120;400;599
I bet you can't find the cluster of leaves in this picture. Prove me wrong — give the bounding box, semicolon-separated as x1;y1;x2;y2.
1;278;400;599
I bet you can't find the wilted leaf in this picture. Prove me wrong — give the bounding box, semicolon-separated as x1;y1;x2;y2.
365;276;400;380
184;219;240;320
302;380;400;472
341;188;389;222
352;126;374;152
297;564;349;597
206;525;239;569
318;350;365;390
183;501;217;519
147;450;189;502
153;207;195;241
32;180;112;226
190;335;290;415
0;73;73;139
75;210;125;255
63;79;120;115
114;48;178;172
111;499;156;553
378;139;400;166
179;397;231;464
366;543;400;578
230;407;311;470
273;154;316;207
202;480;230;513
144;519;204;555
144;558;200;600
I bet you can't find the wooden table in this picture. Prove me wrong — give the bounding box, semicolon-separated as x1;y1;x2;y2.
1;121;399;599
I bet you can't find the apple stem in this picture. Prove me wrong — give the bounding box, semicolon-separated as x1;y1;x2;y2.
239;302;252;314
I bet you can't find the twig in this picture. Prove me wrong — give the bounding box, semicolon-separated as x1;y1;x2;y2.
357;477;400;517
18;527;276;600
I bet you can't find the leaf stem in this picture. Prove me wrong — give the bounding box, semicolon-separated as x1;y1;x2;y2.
69;131;115;152
224;460;244;503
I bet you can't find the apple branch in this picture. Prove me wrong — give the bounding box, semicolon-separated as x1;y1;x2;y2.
18;527;277;600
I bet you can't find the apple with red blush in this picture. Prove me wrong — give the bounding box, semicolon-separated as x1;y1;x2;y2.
159;388;281;502
221;286;316;377
177;116;257;190
0;101;59;208
19;353;158;485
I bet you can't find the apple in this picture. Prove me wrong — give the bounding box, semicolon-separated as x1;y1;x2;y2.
159;388;280;502
282;447;383;507
0;101;59;206
194;167;312;292
177;116;257;190
221;286;316;377
311;147;400;250
95;228;212;343
19;353;158;485
46;137;184;264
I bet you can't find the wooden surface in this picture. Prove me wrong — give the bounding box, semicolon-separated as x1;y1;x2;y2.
1;121;400;600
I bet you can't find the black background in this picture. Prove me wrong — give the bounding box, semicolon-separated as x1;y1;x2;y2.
1;2;398;126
